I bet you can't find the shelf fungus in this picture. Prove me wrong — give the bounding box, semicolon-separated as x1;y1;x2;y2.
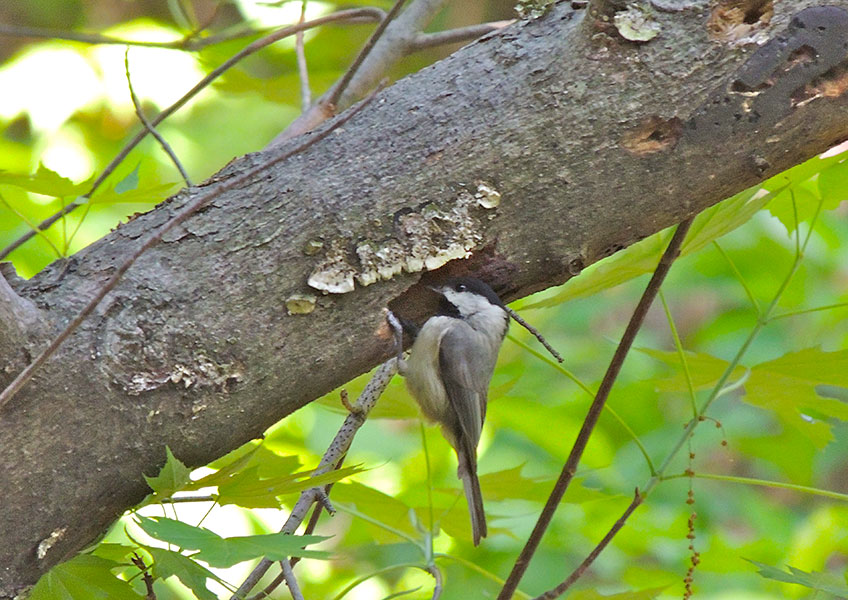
306;187;502;294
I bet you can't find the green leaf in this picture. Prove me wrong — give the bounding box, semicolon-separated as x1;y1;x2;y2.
136;516;328;567
216;464;361;508
745;348;848;448
332;481;419;542
479;465;605;504
143;446;192;498
0;164;92;197
193;531;330;567
317;373;419;419
136;515;221;549
185;446;299;491
747;559;848;598
114;164;141;194
762;149;848;190
30;555;142;600
87;181;177;205
639;348;745;392
147;547;221;600
766;184;820;234
523;186;775;308
818;160;848;206
90;542;137;563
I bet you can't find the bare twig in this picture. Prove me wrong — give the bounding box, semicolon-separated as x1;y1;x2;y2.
325;0;409;110
0;7;385;262
408;20;513;50
0;23;192;49
497;218;694;600
0;8;383;52
427;564;444;600
124;49;193;187
0;87;382;411
505;306;563;363
533;489;643;600
281;559;305;600
131;553;157;600
270;0;447;146
231;358;398;599
296;1;312;113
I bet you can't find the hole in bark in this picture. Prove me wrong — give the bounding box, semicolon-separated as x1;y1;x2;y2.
791;64;848;107
708;0;774;41
620;116;683;156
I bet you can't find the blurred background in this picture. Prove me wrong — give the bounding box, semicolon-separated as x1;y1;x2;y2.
2;1;847;599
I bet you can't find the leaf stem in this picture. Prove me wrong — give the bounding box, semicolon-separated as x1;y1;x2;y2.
507;335;656;475
662;471;848;502
659;290;698;418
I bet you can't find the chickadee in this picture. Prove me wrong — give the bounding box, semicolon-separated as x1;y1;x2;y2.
399;277;509;545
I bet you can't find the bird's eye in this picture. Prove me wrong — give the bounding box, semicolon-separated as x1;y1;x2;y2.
456;283;467;292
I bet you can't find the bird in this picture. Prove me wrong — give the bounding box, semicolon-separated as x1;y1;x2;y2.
399;277;509;545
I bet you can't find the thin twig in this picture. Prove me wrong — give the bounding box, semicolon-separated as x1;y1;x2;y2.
131;553;158;600
427;564;444;600
269;0;448;146
0;7;385;262
325;0;408;110
0;87;382;411
124;49;193;187
281;559;305;600
496;218;694;600
0;10;383;52
505;307;563;363
532;490;643;600
296;1;312;113
230;358;398;599
408;20;513;50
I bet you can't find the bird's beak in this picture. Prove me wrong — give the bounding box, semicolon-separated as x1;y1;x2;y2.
428;285;445;296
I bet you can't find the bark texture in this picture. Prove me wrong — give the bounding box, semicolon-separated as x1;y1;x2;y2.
3;1;848;594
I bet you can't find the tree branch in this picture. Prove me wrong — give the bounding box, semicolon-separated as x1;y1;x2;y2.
0;88;380;411
269;0;451;145
4;3;848;593
408;20;513;50
0;7;385;262
532;490;644;600
497;218;694;599
124;50;193;187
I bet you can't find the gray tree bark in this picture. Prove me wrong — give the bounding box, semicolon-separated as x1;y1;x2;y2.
2;1;848;594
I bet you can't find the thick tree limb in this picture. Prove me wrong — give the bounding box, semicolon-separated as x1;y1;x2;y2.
2;2;848;595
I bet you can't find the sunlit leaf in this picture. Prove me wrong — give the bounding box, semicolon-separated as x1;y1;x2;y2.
333;481;419;542
217;464;362;508
747;559;848;598
639;348;745;392
479;464;606;504
185;446;299;491
523;186;775;308
745;348;848;448
87;181;177;205
91;542;137;563
30;555;142;600
317;373;419;420
136;516;329;567
146;547;219;600
817;160;848;206
0;164;92;197
143;446;192;498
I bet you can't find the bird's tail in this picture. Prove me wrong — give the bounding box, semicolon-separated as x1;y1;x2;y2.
458;447;487;545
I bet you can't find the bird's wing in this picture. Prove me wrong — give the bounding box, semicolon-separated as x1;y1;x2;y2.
438;323;486;450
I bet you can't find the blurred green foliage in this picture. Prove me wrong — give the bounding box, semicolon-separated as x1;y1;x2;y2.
3;1;848;599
